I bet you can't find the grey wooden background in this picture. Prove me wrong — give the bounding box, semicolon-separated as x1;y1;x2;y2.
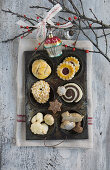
0;0;110;170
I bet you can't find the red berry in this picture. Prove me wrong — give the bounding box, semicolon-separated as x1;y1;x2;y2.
74;16;77;20
20;25;23;28
26;26;29;29
68;17;71;21
21;36;23;39
28;29;30;32
56;22;60;26
38;43;41;45
65;45;67;47
85;50;89;53
89;24;92;27
24;15;26;17
73;48;76;51
35;47;37;50
37;17;39;19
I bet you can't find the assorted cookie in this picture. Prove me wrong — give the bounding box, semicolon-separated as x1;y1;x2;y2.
57;83;83;103
44;114;54;126
30;112;54;135
57;56;80;80
29;54;85;137
72;122;83;133
32;59;51;79
31;112;43;123
48;99;62;114
31;80;50;104
64;56;80;73
60;111;84;133
57;62;75;80
61;111;84;122
60;121;75;130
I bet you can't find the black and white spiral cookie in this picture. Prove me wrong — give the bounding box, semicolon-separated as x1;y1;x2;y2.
57;83;83;103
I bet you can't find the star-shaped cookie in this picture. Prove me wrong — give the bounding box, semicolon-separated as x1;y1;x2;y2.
48;99;62;114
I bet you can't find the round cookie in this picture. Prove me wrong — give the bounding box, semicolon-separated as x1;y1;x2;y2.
64;56;80;73
57;83;83;103
32;59;51;79
31;112;43;123
44;114;54;126
57;62;75;80
31;80;50;104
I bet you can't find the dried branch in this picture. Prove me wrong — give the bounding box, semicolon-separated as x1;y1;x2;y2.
2;27;35;43
50;0;110;62
49;0;110;29
89;8;98;21
71;0;99;46
2;0;110;62
102;26;108;55
87;20;98;46
30;5;50;10
97;32;110;38
73;17;81;46
32;29;49;56
79;0;85;15
67;0;99;47
2;9;37;25
76;22;110;62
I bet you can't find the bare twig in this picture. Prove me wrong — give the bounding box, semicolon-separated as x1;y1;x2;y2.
2;28;35;43
89;8;98;21
30;5;50;10
67;0;99;47
68;0;80;15
48;0;110;29
79;0;85;15
87;20;98;46
2;0;110;62
51;0;110;62
97;32;110;38
36;13;43;19
102;26;108;55
2;9;37;25
32;29;49;56
73;17;81;46
76;22;110;62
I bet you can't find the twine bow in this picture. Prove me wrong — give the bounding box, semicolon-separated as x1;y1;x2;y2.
17;4;73;42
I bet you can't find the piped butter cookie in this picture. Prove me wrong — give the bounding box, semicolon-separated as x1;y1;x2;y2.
31;80;50;104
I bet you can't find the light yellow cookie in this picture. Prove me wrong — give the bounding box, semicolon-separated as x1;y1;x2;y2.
44;114;54;126
31;80;50;104
64;57;80;73
32;59;51;79
57;62;75;80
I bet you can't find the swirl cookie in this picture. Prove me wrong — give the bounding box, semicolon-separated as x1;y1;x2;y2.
32;59;51;79
57;83;83;103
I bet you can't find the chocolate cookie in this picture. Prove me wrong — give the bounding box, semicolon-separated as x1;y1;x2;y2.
57;83;83;103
